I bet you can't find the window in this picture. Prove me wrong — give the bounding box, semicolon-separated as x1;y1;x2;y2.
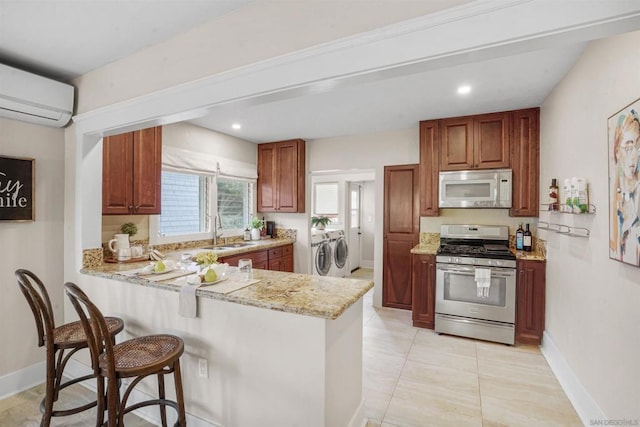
151;171;253;244
313;182;339;224
217;178;252;233
159;172;208;236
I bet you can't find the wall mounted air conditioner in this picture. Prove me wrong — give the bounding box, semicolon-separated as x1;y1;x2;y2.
0;63;74;128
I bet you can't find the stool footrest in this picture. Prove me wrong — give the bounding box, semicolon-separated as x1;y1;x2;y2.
40;373;98;417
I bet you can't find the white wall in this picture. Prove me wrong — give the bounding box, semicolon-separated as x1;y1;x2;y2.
0;118;65;382
360;181;376;268
162;122;257;163
307;127;419;306
540;30;640;419
421;209;537;237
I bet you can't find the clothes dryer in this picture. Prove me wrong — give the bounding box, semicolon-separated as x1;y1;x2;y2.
327;229;349;277
310;231;331;276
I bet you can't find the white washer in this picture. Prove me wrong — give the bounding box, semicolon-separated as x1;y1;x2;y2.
310;231;332;276
327;229;349;277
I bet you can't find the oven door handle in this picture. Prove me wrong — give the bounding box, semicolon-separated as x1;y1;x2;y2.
437;265;515;278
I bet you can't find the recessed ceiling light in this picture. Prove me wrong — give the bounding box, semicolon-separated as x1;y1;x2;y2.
232;123;241;130
457;85;472;95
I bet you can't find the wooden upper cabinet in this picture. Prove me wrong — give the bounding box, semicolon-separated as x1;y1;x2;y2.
440;117;474;170
510;108;540;217
419;120;440;217
440;113;510;170
257;144;276;212
257;139;305;213
102;126;162;215
419;108;538;217
475;113;510;169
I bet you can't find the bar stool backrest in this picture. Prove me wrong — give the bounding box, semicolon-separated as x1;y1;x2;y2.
64;282;117;379
15;269;55;348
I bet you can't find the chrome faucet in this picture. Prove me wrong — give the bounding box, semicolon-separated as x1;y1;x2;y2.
213;215;223;246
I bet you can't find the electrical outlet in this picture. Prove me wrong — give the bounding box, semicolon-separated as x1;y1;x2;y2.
198;358;208;378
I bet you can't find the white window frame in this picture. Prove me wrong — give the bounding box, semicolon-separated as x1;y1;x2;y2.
149;171;255;245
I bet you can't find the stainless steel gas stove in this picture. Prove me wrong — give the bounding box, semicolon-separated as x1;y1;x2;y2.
435;224;516;345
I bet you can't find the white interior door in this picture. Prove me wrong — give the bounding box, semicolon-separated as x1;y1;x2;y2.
348;183;362;272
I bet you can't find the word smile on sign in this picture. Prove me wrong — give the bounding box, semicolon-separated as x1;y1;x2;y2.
0;171;27;208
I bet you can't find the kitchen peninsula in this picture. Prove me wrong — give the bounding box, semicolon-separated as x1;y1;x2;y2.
79;247;372;427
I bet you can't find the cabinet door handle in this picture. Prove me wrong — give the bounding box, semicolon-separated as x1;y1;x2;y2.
128;205;134;211
134;205;140;211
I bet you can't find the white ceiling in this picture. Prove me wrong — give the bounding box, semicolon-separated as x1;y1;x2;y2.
0;0;252;80
1;1;639;143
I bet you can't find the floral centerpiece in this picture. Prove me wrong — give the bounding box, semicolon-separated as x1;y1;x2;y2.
195;251;218;267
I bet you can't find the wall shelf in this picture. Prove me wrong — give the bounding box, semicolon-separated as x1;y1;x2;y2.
536;221;590;238
537;204;595;238
539;204;596;214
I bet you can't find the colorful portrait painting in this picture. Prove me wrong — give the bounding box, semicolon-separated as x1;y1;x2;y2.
608;98;640;267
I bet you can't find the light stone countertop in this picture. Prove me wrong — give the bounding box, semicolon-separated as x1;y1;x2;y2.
409;232;547;261
81;238;373;320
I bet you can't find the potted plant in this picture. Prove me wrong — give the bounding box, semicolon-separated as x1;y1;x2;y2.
311;216;331;230
248;217;264;240
120;222;138;238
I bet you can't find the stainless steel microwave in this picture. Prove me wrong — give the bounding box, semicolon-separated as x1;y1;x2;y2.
438;169;512;208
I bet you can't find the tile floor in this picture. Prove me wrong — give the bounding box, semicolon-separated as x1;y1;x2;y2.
357;269;582;426
1;267;581;426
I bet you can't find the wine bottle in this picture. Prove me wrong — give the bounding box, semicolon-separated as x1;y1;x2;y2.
523;224;532;252
516;223;524;251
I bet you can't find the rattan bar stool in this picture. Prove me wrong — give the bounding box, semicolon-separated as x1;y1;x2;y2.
15;269;125;427
64;282;186;427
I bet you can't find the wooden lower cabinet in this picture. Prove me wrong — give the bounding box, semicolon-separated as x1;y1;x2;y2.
220;244;293;273
411;254;436;329
516;259;546;345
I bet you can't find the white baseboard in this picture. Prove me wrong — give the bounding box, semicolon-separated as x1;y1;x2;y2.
67;359;220;427
347;398;366;427
0;362;45;400
540;331;605;425
358;260;374;269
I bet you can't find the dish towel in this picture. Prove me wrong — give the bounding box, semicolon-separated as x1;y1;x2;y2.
474;268;491;298
179;283;200;318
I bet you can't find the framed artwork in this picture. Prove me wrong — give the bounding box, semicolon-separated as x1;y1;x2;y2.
608;98;640;266
0;155;35;221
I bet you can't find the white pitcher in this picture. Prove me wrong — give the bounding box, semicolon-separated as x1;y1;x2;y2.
108;234;130;254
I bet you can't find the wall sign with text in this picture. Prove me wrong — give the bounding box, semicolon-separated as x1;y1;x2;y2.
0;155;35;221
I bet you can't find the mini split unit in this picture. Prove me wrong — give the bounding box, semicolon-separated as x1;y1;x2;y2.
0;63;74;127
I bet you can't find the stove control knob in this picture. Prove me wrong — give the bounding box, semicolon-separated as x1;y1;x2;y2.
454;257;460;263
486;259;494;266
496;260;503;266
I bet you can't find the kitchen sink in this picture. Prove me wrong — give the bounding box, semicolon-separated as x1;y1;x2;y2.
203;242;257;250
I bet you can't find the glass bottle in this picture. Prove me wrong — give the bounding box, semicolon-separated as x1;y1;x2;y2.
523;224;532;252
516;223;524;251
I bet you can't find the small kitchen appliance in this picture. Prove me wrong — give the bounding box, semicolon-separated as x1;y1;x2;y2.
266;221;276;238
439;168;512;208
435;224;516;345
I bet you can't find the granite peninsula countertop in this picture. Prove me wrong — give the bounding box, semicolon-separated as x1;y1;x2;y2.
81;238;373;320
